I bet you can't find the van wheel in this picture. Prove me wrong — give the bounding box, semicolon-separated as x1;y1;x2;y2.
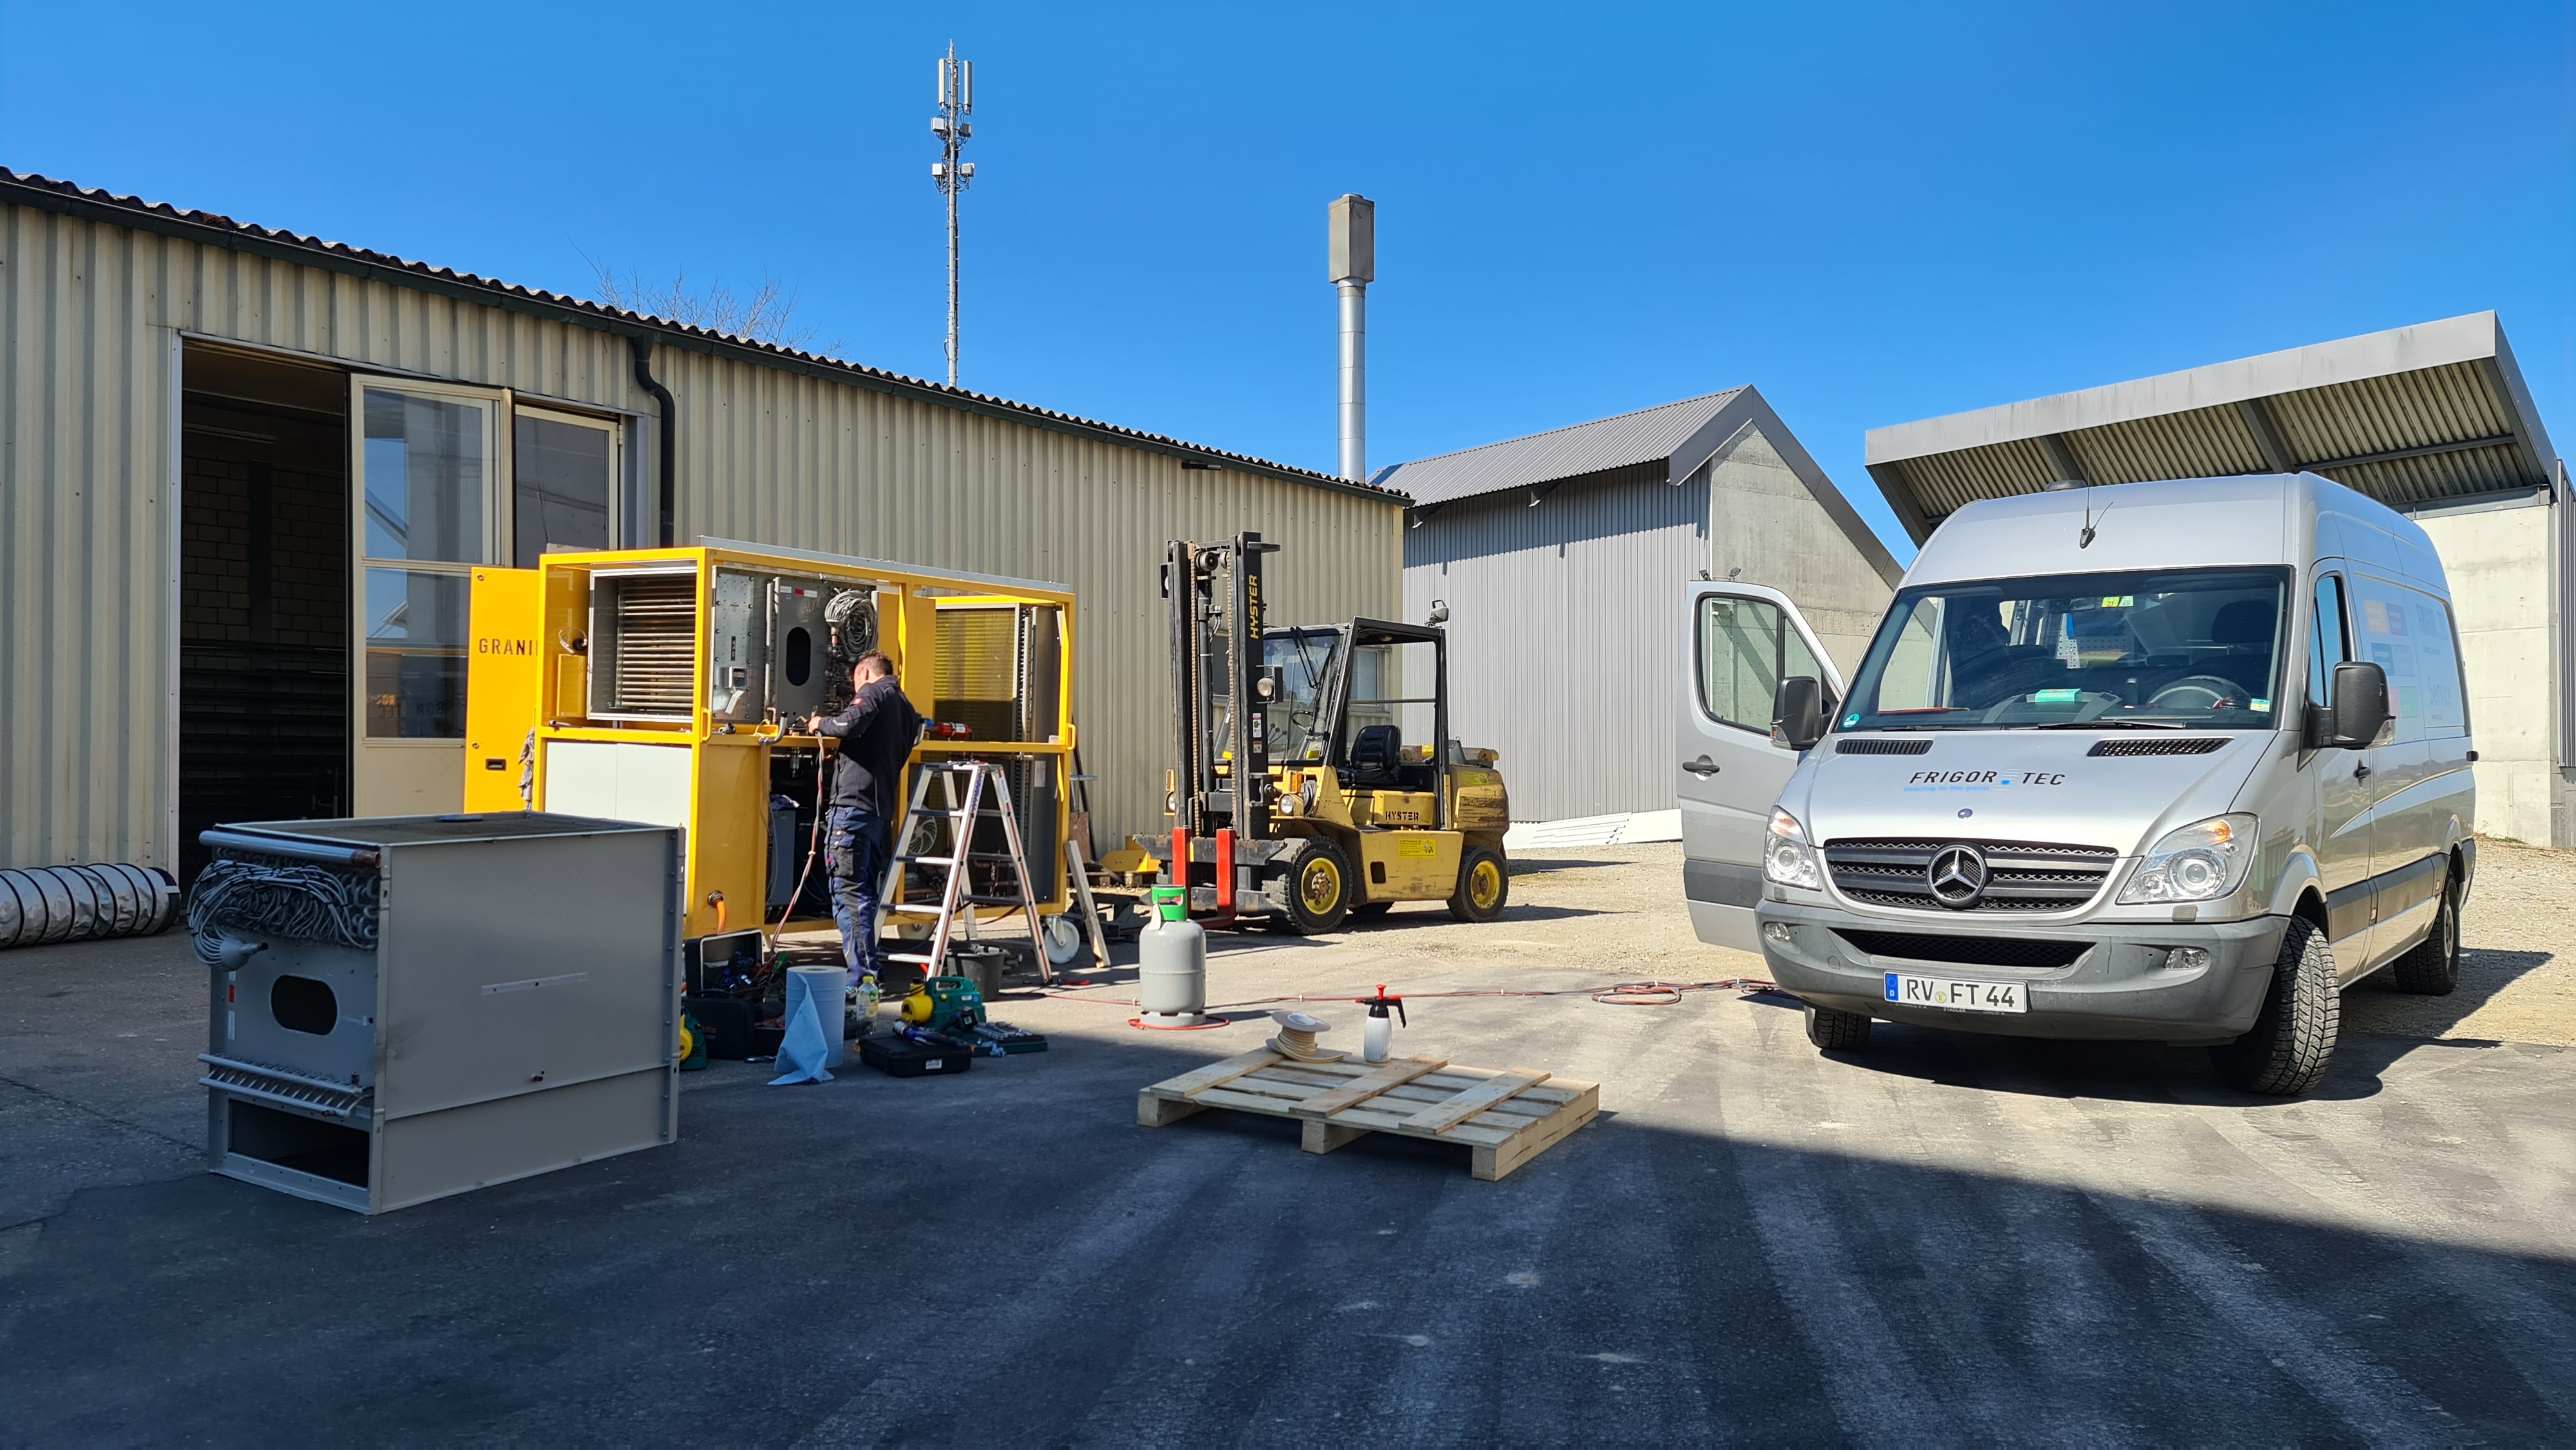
1448;847;1509;923
2389;867;2459;995
1272;839;1353;936
1804;1003;1872;1052
2211;916;2339;1095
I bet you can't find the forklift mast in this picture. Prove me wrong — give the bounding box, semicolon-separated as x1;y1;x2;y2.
1164;532;1281;840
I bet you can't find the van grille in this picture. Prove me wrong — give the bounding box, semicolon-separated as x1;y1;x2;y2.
1832;930;2090;970
610;576;697;717
1835;737;1933;755
1823;838;2117;914
2087;737;2229;757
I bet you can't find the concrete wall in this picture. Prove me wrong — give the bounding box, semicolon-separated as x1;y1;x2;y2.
2415;499;2564;845
1706;424;1895;679
1;199;1401;871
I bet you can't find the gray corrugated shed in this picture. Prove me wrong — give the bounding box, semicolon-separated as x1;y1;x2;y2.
1379;389;1747;507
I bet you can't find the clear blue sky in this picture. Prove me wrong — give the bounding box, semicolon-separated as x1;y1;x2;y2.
6;1;2570;560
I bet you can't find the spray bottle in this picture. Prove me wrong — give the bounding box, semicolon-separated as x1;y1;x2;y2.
1358;985;1406;1064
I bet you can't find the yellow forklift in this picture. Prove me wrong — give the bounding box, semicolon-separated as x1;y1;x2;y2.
1156;532;1511;933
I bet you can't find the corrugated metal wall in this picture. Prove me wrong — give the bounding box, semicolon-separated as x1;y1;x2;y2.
1401;424;1897;824
1404;463;1707;822
1;202;1399;871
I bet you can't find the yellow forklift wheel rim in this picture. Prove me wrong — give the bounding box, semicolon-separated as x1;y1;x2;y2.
1300;857;1344;914
1469;858;1504;910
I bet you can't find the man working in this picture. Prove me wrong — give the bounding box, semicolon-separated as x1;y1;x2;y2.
806;650;922;988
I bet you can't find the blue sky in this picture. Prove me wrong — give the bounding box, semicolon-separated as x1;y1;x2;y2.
6;1;2570;560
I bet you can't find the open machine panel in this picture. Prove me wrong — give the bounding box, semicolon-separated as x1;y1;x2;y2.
463;541;1077;946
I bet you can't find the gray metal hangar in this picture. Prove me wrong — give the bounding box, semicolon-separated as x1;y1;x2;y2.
1386;388;1902;827
0;169;1405;880
1865;312;2568;847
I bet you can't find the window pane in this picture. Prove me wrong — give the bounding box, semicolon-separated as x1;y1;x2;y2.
363;388;486;563
1342;639;1439;771
363;569;469;738
1780;619;1836;717
513;415;612;567
1698;596;1781;732
1262;630;1340;762
1841;568;2290;730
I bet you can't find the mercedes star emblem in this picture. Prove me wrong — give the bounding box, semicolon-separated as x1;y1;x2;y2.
1927;844;1989;909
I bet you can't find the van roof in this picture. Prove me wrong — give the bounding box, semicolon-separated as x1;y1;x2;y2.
1904;472;2447;592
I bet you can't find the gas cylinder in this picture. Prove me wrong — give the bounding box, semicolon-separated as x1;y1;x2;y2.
1137;885;1208;1025
1358;985;1406;1063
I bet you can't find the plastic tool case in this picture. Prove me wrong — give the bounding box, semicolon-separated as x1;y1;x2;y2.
195;813;683;1214
860;1033;975;1078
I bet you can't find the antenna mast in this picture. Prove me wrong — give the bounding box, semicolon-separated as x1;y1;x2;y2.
933;44;976;386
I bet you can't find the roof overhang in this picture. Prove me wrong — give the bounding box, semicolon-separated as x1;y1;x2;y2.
1864;312;2561;544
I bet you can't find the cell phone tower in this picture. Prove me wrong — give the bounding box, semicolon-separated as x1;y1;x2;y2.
932;44;976;388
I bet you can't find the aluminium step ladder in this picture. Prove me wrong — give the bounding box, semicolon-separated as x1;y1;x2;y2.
880;760;1054;986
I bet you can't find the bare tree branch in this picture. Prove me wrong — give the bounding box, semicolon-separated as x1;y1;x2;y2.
578;250;835;354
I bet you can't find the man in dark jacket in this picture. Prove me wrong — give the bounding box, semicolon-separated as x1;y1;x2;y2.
806;650;922;986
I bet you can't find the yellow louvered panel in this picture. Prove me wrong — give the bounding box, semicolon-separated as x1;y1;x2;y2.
936;607;1019;702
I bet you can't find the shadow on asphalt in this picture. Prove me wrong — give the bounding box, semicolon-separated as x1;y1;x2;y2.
5;1014;2568;1445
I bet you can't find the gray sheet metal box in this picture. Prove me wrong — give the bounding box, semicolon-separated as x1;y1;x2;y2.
194;813;683;1214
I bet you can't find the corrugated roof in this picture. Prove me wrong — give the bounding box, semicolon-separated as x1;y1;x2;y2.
0;168;1401;504
1864;313;2560;543
1378;389;1747;507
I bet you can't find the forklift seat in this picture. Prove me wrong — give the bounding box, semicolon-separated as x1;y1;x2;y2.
1348;724;1403;788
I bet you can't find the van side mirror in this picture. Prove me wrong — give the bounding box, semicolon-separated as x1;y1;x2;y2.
1772;676;1826;751
2316;660;2389;749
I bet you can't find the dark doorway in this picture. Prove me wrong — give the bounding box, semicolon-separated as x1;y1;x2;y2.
180;345;350;882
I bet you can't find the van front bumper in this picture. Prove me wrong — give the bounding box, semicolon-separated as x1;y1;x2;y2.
1754;901;2288;1043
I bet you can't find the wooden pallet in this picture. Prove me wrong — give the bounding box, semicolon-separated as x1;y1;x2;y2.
1137;1049;1599;1182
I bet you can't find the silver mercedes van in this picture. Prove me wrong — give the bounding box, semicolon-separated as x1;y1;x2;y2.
1679;473;2477;1095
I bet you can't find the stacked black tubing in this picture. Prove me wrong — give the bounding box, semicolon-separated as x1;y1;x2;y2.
0;865;182;948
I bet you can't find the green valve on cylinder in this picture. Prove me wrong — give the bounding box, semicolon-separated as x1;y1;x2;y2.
1151;885;1189;923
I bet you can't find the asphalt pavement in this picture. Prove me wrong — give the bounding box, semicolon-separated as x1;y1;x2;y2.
3;863;2571;1445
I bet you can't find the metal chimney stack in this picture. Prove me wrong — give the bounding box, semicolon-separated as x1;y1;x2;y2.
1328;194;1375;483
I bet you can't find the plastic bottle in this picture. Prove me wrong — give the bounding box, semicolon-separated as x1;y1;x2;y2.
1358;985;1405;1063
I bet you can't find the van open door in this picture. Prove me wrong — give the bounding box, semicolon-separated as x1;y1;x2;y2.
1678;581;1846;953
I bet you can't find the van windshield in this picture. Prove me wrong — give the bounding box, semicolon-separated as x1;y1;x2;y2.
1838;567;2291;731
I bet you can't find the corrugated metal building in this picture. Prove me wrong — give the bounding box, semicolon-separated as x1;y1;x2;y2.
1865;312;2570;845
1388;388;1902;823
1;170;1404;877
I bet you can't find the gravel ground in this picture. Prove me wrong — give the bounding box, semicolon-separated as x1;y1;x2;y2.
1283;836;2575;1050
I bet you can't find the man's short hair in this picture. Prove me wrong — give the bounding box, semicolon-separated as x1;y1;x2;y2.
855;649;896;679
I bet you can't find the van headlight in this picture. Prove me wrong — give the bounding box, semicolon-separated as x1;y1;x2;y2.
2117;814;2257;904
1764;808;1823;891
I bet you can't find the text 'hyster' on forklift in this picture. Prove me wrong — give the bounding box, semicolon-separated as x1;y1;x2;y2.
1153;532;1513;934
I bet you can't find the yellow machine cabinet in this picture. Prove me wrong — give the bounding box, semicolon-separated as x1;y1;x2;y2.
464;541;1077;946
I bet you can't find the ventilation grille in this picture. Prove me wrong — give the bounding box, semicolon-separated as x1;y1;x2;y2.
198;1053;370;1118
2088;737;2231;757
1824;838;2118;914
611;576;697;716
1832;930;2090;970
1835;737;1933;755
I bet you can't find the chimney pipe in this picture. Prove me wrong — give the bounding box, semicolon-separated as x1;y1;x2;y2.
1328;194;1375;483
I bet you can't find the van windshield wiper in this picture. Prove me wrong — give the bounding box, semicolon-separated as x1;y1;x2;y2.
2027;718;2190;730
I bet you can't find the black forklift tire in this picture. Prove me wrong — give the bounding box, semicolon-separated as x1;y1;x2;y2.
2210;916;2340;1096
1447;845;1509;923
2389;866;2460;996
1273;839;1354;936
1803;1003;1872;1051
